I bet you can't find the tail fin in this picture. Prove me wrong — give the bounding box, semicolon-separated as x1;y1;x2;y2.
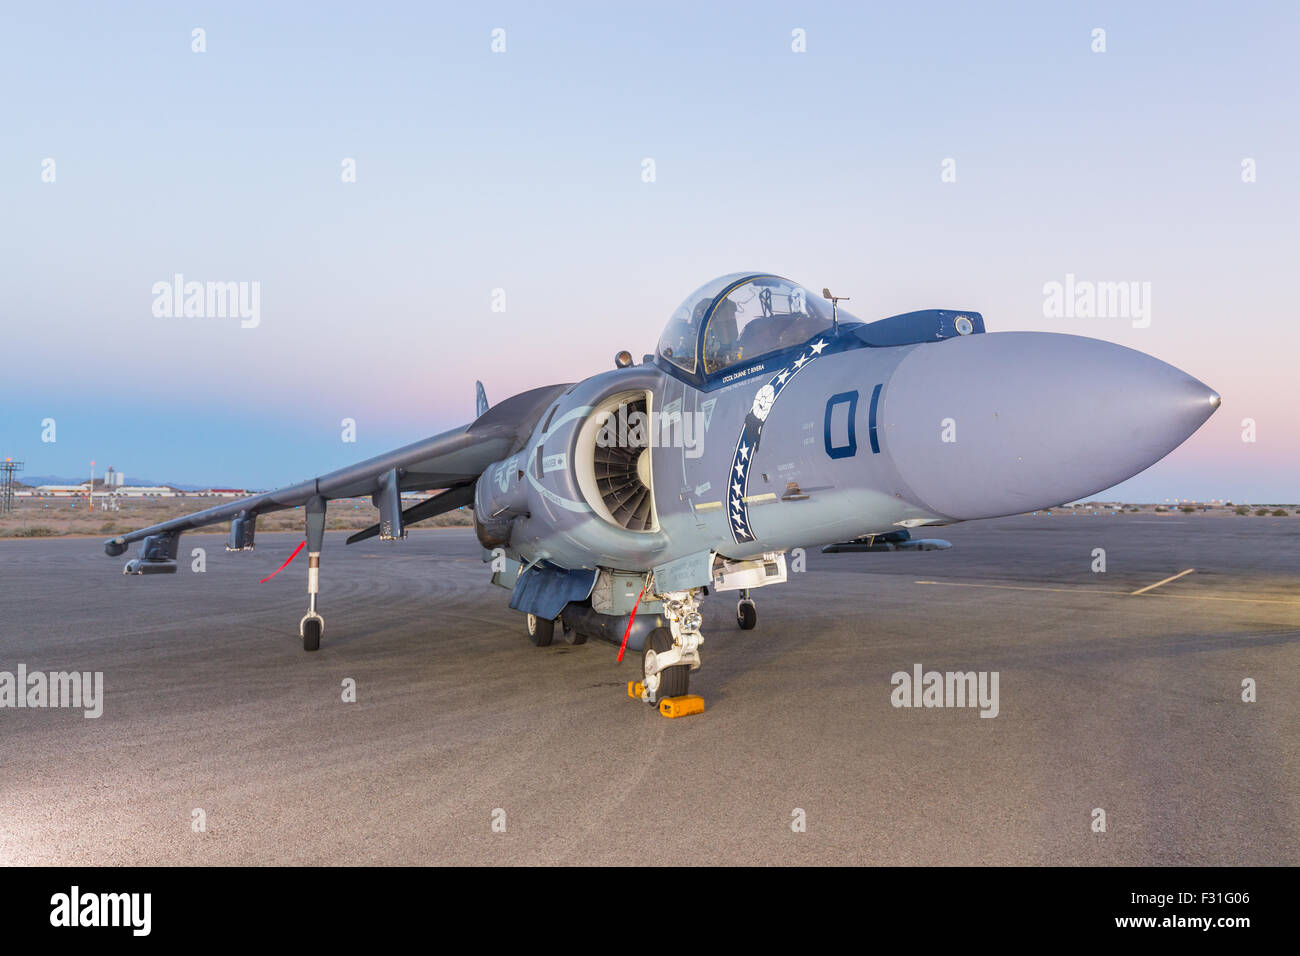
475;381;489;418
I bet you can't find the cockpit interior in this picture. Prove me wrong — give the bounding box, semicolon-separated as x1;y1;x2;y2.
657;273;852;383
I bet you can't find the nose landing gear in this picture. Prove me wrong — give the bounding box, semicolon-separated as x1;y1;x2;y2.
635;588;703;705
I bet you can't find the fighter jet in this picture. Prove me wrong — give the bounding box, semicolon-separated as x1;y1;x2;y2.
103;273;1220;706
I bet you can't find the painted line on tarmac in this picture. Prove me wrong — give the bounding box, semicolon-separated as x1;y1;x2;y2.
914;577;1300;607
914;580;1128;596
1130;567;1195;595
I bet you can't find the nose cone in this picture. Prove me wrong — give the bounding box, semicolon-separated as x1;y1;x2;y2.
881;332;1219;520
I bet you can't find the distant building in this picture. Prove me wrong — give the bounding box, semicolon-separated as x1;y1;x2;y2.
115;486;177;498
35;484;91;496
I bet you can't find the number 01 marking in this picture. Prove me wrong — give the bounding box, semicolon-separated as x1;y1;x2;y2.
824;391;859;459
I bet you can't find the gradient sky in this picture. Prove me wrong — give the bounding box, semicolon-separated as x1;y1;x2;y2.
2;1;1297;501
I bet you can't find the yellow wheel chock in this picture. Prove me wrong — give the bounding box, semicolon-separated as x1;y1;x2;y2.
658;695;705;719
627;682;705;718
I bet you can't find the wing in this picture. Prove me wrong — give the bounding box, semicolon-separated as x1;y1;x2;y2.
103;383;569;559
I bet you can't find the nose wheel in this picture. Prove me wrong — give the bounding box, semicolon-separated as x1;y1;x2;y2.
641;627;690;701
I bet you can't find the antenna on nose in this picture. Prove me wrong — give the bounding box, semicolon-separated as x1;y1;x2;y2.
822;287;849;334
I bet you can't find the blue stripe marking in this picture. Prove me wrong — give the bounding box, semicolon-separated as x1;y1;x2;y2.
867;383;883;454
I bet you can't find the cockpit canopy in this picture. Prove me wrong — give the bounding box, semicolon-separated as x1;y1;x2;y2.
657;273;854;380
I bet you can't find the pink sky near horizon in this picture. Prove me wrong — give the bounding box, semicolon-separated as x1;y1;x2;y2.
1;2;1296;501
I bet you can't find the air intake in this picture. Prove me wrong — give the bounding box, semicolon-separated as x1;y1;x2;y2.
593;398;654;531
575;392;659;533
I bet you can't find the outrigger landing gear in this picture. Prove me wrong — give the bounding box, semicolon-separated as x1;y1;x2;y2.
736;588;757;630
637;588;704;705
299;495;326;651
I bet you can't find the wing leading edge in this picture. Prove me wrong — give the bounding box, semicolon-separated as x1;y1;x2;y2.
103;383;569;557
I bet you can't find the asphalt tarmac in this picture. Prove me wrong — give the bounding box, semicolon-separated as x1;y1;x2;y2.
1;513;1296;865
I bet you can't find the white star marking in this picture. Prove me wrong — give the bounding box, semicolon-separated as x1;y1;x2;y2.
776;369;790;384
810;339;827;355
739;443;750;461
793;354;808;369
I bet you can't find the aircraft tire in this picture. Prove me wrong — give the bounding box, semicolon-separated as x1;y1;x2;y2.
643;627;689;700
303;618;322;651
527;613;554;647
737;602;757;630
561;620;587;645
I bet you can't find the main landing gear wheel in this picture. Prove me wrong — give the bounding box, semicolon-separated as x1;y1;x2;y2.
642;627;689;702
301;616;322;652
561;618;587;645
526;613;555;647
737;600;756;630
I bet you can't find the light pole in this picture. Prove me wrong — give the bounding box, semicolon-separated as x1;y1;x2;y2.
0;458;23;514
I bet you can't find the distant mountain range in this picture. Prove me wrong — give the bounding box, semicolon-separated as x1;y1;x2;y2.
18;475;213;491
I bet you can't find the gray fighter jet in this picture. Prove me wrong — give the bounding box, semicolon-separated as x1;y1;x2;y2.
104;273;1220;705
